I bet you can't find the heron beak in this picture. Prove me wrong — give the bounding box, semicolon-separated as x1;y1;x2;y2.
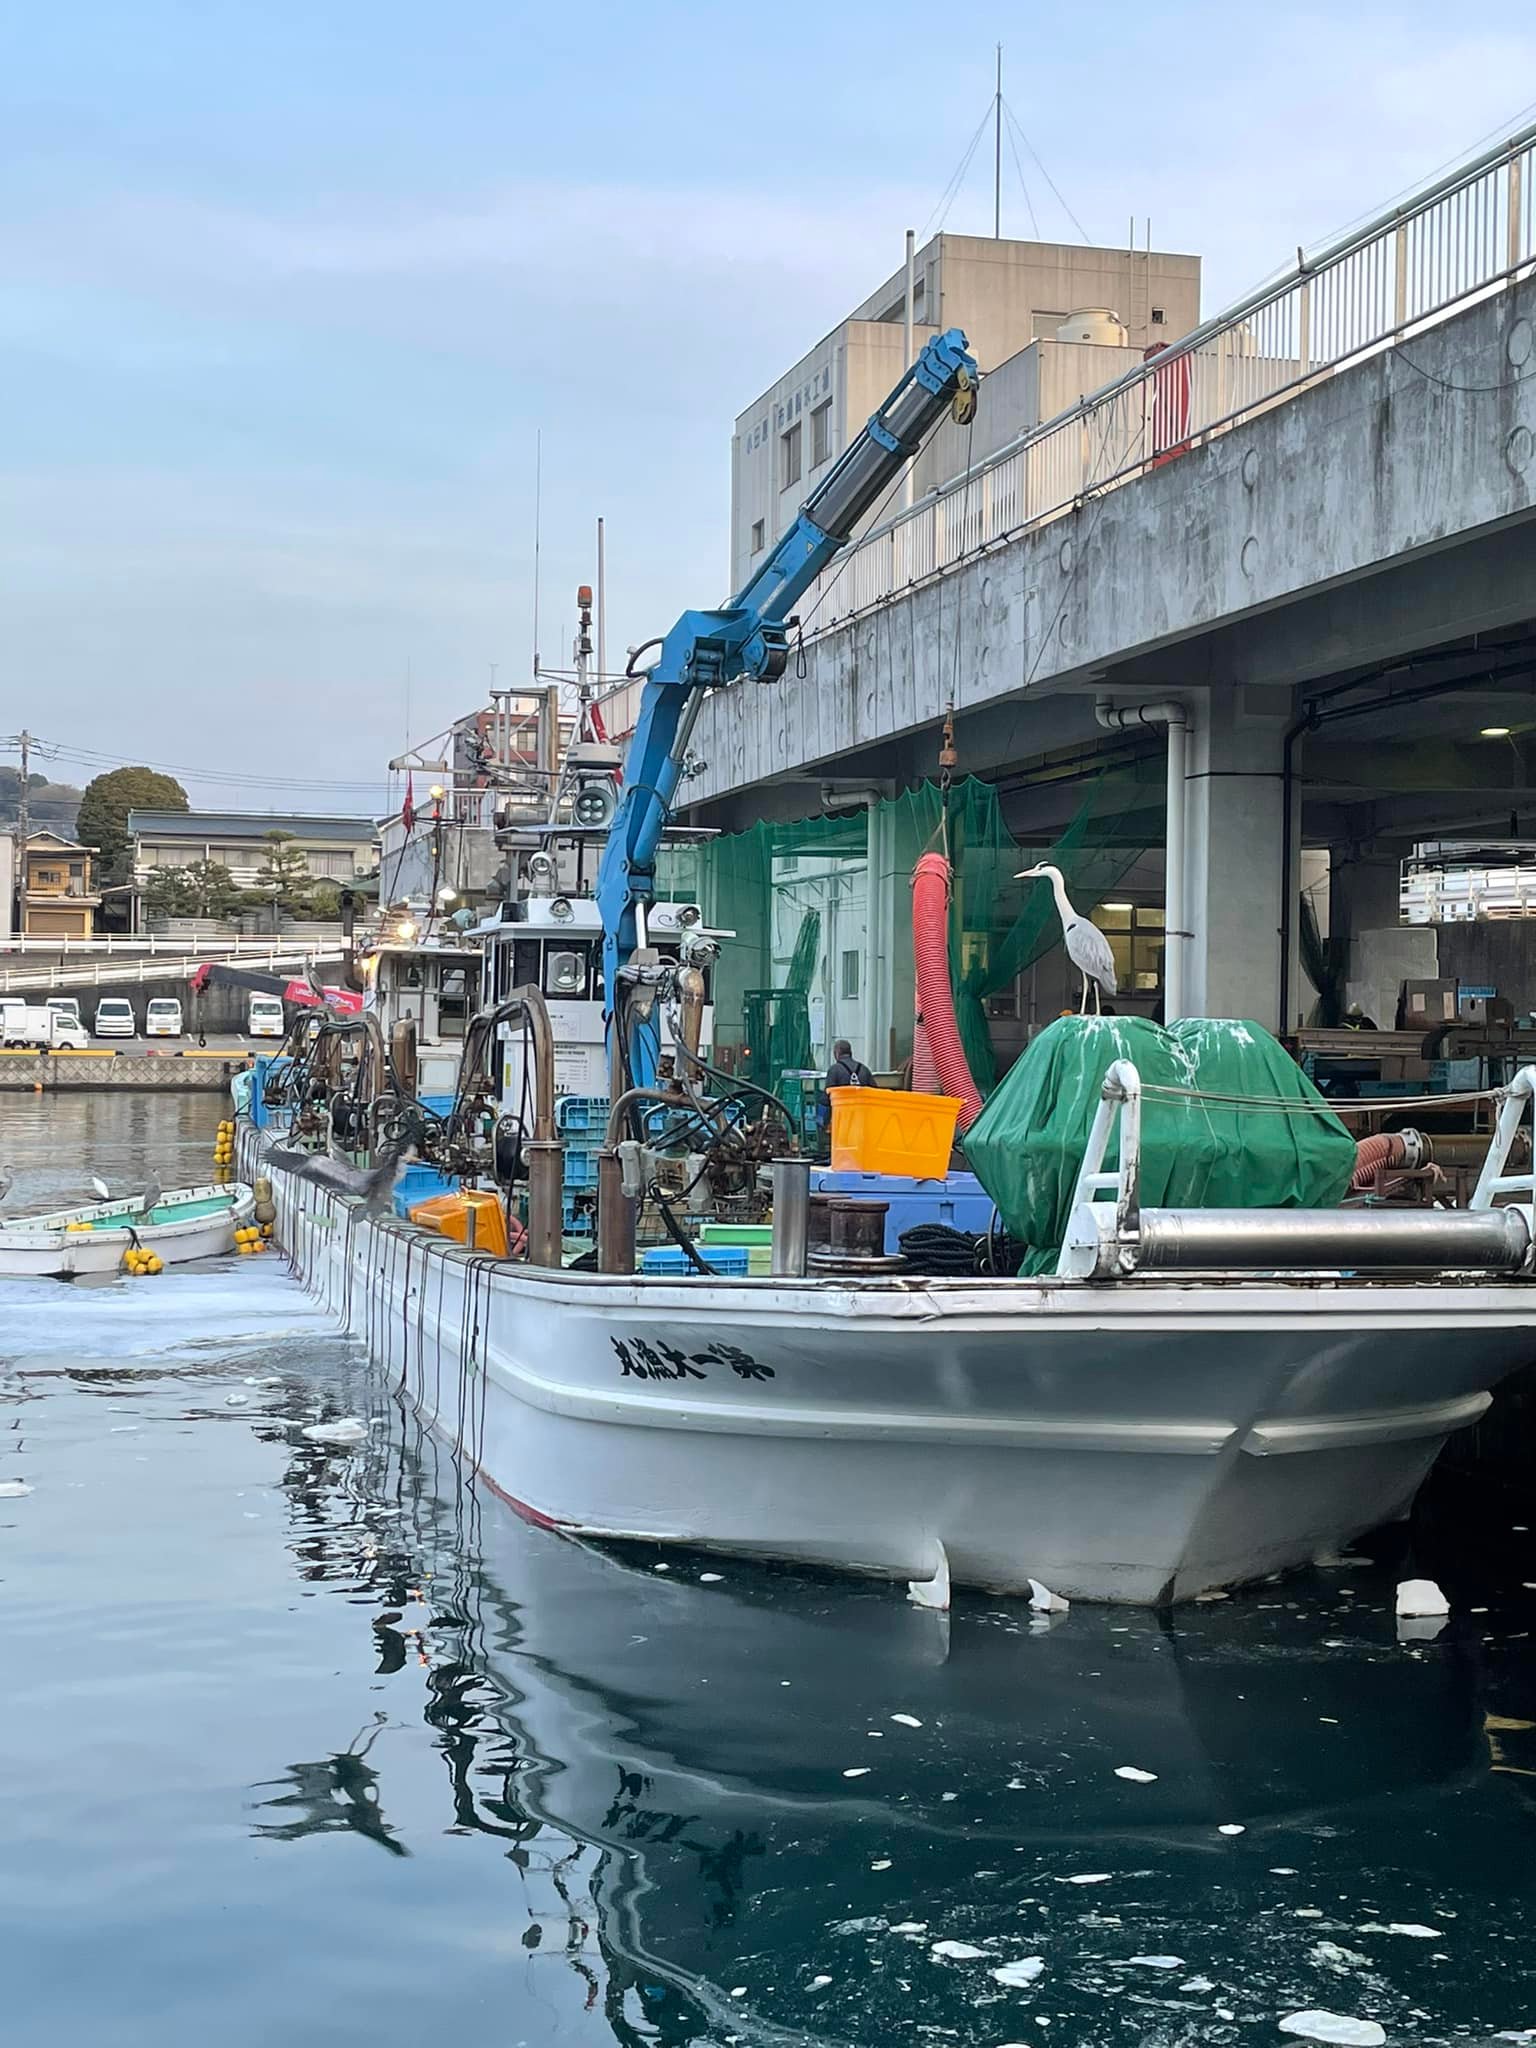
1014;866;1044;880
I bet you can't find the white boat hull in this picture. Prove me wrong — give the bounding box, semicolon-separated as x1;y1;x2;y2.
0;1182;255;1278
248;1126;1536;1603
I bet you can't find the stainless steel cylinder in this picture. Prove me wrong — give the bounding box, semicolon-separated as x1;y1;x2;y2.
771;1158;811;1278
597;1150;635;1276
1134;1204;1531;1273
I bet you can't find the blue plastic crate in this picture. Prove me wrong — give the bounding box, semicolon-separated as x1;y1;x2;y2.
419;1091;456;1119
557;1094;610;1133
562;1146;600;1190
249;1056;292;1128
807;1168;997;1255
640;1245;750;1278
393;1162;460;1219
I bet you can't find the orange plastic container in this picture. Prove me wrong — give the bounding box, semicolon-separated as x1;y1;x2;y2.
827;1087;962;1179
410;1190;511;1257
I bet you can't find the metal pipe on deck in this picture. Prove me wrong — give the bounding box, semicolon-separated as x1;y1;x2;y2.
771;1158;810;1278
1132;1205;1531;1274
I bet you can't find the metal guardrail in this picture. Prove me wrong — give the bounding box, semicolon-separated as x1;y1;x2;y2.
0;933;341;957
792;121;1536;634
0;946;344;996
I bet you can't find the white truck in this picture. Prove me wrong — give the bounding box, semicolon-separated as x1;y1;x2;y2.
2;1005;91;1052
248;994;286;1038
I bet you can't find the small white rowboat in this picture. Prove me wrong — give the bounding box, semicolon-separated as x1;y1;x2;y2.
0;1182;256;1278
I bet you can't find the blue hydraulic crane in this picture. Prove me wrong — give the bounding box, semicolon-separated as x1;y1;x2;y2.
596;327;978;1082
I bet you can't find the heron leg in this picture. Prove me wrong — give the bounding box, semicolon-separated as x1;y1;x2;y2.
1079;971;1089;1014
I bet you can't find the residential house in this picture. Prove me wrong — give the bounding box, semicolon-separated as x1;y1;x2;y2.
16;830;100;937
128;811;379;897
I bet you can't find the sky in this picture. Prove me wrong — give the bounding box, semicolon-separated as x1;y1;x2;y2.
3;2;1534;812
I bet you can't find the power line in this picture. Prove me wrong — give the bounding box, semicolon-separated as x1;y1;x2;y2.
3;733;386;798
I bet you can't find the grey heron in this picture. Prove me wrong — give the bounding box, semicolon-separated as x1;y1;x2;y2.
0;1163;13;1208
137;1173;162;1219
1016;863;1119;1013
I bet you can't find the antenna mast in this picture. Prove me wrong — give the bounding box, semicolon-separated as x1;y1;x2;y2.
532;429;543;679
993;44;1002;239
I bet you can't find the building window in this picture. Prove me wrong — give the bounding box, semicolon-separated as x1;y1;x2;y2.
1151;307;1166;325
1090;902;1166;992
781;421;802;490
840;949;860;999
751;518;766;554
810;400;832;469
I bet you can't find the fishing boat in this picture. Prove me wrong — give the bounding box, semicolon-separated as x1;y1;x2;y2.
0;1183;256;1278
239;1042;1536;1606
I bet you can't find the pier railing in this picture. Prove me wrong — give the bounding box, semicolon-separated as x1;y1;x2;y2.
798;121;1536;644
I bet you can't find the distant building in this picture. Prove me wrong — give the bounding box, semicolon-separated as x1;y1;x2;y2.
15;830;100;937
128;811;378;892
730;231;1201;591
0;831;15;940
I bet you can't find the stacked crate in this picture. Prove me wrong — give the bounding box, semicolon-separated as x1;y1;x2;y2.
557;1095;608;1234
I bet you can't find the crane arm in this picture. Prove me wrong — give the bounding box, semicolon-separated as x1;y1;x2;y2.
596;326;977;1036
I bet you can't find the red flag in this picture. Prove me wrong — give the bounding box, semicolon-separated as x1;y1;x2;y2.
401;771;416;831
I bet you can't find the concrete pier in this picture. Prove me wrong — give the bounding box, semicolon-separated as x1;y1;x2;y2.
0;1053;246;1093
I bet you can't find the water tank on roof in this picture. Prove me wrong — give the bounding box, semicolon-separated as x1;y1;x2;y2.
1056;308;1128;347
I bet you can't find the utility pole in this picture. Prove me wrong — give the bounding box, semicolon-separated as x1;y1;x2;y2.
14;729;33;940
16;727;32;852
994;44;1003;240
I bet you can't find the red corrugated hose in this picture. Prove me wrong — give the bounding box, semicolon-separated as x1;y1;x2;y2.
912;851;985;1131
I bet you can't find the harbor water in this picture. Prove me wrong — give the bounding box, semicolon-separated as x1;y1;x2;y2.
8;1098;1536;2046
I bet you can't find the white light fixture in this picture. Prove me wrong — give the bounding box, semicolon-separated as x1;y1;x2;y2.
436;886;457;905
1100;902;1134;913
396;917;418;941
1481;726;1512;738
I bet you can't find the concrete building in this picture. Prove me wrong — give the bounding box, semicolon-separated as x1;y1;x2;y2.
684;122;1536;1071
129;811;378;891
730;232;1201;590
14;830;100;938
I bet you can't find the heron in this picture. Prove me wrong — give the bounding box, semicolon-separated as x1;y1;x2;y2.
0;1163;13;1209
137;1173;162;1219
1016;863;1118;1013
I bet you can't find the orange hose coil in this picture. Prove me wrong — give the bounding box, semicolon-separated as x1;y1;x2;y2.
1350;1131;1407;1191
911;851;985;1131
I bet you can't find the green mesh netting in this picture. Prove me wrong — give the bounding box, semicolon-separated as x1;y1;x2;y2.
657;774;1148;1093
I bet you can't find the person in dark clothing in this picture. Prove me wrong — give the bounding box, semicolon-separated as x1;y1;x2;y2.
824;1040;872;1090
817;1039;872;1140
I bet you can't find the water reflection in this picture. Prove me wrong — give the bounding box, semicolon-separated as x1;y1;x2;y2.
256;1381;1536;2047
253;1718;407;1857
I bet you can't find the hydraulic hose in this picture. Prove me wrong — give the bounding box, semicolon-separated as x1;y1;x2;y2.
911;851;984;1132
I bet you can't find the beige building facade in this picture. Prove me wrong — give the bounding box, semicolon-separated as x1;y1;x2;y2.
730;232;1201;591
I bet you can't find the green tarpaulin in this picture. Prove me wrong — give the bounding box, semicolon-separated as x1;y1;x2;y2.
964;1014;1357;1272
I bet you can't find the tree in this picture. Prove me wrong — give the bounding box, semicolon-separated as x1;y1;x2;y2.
181;859;240;918
142;866;196;920
252;831;314;914
76;766;189;885
143;858;239;923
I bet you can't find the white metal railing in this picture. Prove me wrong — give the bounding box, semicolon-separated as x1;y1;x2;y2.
0;944;344;996
0;933;339;957
792;121;1536;636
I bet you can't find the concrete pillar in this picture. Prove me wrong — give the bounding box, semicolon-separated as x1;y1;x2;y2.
864;799;895;1069
1183;686;1294;1027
